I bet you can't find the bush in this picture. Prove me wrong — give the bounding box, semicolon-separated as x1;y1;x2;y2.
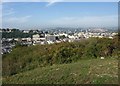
2;36;118;76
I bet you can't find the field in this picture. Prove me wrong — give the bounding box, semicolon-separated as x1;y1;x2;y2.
3;58;118;84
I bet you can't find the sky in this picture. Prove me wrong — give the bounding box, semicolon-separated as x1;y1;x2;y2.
2;0;120;2
2;2;118;29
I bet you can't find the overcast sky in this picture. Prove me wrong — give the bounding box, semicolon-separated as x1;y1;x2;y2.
2;2;118;29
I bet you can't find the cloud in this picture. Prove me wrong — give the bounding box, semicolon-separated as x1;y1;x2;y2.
2;0;63;7
3;0;50;2
2;0;38;2
50;15;118;27
0;4;2;17
46;0;63;7
2;0;119;2
0;4;2;27
3;15;32;23
3;8;15;16
2;15;32;28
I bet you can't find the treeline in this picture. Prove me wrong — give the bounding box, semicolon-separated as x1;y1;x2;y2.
2;32;29;38
2;31;33;38
2;36;119;76
1;29;39;38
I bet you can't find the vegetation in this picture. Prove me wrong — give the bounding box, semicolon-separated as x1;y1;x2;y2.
3;58;118;84
2;35;119;84
2;29;38;38
2;36;118;77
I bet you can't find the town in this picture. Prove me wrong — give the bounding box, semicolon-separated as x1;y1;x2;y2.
0;28;118;54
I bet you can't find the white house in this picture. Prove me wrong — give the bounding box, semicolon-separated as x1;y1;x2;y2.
23;30;29;33
32;34;40;43
45;34;56;41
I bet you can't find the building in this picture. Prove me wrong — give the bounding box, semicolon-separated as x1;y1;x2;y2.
45;34;56;41
22;30;29;33
32;34;40;43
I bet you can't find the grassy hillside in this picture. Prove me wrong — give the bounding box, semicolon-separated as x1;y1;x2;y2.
2;36;119;84
3;58;118;84
2;37;118;77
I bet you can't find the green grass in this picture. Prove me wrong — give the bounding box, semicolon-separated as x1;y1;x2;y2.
3;58;118;84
